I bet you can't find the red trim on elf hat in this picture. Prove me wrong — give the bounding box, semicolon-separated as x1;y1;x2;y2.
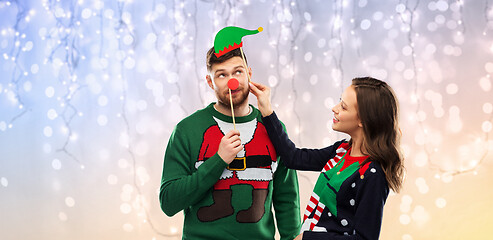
214;42;243;58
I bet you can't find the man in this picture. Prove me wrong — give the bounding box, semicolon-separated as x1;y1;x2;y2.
160;46;301;239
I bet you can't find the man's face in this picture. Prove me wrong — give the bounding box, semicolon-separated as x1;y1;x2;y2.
207;56;251;108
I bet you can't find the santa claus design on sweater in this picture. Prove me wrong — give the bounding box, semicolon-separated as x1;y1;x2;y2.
195;116;278;223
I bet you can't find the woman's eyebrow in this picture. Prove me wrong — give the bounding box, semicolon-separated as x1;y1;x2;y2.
341;99;347;107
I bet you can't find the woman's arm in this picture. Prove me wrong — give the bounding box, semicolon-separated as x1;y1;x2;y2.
250;80;344;171
262;111;344;171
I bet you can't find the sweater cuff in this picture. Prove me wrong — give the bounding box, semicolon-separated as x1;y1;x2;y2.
199;153;229;182
261;111;278;127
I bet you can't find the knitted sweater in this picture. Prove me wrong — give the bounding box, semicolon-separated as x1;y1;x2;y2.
160;103;301;240
262;112;389;240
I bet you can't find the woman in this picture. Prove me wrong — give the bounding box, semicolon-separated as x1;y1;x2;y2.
249;77;405;240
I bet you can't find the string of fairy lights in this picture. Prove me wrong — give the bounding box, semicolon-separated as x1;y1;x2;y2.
1;0;492;239
113;0;153;235
330;0;345;93
192;0;207;107
401;0;492;177
42;0;86;166
4;0;30;129
266;0;308;146
484;0;493;35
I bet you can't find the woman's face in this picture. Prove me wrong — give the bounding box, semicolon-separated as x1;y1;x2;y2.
331;85;363;136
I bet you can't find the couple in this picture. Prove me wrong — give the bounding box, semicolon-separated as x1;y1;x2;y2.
160;47;404;240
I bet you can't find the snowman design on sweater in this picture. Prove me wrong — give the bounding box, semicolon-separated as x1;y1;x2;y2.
195;116;278;223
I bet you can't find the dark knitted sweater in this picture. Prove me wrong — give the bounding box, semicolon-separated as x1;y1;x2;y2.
262;112;389;240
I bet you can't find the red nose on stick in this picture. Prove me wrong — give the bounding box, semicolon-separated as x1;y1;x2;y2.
228;78;239;90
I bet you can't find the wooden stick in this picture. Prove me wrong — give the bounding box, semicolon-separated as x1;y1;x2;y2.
229;88;236;130
240;47;251;82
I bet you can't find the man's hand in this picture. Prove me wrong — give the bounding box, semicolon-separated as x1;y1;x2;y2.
217;129;243;164
249;81;273;117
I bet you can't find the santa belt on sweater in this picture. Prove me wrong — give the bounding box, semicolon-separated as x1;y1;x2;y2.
226;155;272;171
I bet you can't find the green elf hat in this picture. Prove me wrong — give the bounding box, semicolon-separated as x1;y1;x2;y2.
213;26;263;57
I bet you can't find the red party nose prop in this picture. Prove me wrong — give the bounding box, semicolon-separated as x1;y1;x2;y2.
228;78;239;90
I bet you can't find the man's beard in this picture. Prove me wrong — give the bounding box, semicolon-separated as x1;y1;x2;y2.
217;87;249;109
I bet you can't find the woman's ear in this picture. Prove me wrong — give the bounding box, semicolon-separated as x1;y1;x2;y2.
357;113;363;128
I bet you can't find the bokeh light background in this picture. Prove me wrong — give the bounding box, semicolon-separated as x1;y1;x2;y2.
1;0;492;239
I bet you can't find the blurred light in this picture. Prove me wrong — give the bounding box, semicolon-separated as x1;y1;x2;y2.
65;197;75;207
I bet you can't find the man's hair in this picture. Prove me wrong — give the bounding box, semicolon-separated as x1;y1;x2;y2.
206;47;248;72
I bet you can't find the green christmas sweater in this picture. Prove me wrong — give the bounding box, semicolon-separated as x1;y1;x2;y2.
160;103;301;240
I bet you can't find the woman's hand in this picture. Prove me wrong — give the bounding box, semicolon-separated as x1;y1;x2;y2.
293;232;303;240
249;81;273;117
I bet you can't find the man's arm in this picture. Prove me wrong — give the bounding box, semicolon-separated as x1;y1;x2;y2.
159;126;228;216
272;120;301;240
272;158;301;240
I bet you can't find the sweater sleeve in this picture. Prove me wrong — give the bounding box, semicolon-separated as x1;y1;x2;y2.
262;111;344;171
272;148;302;240
159;125;228;217
302;163;389;240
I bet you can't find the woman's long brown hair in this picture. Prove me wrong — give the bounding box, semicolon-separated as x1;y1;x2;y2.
351;77;405;193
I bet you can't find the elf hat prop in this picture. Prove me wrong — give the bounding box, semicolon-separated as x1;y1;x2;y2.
214;26;263;57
